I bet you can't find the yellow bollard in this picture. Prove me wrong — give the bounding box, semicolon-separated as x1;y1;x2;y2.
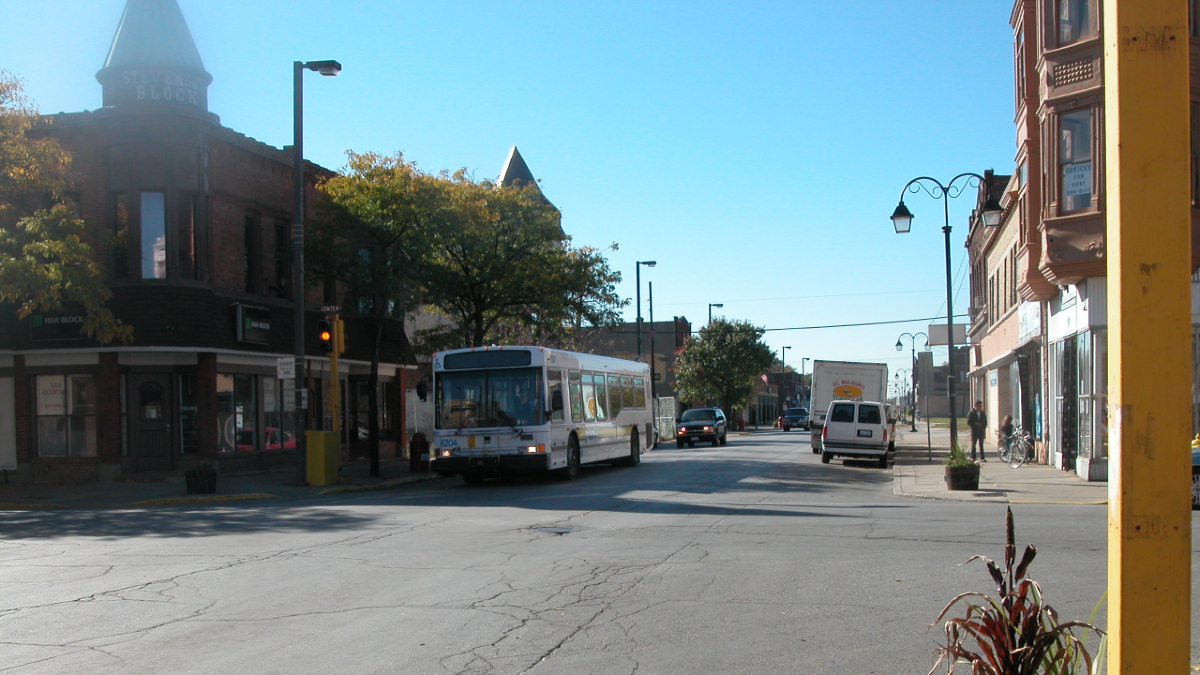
306;430;340;486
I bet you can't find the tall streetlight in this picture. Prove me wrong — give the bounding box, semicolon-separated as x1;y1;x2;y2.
891;174;1001;445
781;346;791;406
292;59;341;485
635;261;656;361
801;357;810;407
895;332;927;432
708;303;723;324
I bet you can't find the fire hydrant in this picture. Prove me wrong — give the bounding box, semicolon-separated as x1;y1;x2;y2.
409;432;430;473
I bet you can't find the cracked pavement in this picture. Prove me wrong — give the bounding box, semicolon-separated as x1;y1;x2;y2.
1;430;1188;674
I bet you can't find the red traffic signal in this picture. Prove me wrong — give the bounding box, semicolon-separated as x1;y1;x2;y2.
318;319;333;353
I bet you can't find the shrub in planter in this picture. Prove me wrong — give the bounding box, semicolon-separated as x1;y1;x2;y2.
929;508;1105;674
185;462;217;494
944;440;980;491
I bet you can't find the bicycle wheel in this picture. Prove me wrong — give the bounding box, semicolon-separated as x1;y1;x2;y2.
1008;434;1030;469
998;439;1012;464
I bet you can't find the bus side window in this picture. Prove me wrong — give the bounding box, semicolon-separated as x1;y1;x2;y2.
548;370;564;423
621;376;635;409
607;374;623;417
568;371;583;423
592;373;608;421
633;378;646;409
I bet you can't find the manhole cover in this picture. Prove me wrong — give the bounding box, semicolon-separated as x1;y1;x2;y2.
532;526;578;535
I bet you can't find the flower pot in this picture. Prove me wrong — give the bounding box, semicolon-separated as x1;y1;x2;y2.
945;463;980;491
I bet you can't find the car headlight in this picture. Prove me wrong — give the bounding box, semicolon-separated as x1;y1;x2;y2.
440;449;453;457
703;426;712;432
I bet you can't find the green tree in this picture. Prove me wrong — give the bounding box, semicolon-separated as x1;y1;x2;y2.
422;172;624;348
310;151;441;475
0;71;130;344
674;319;775;417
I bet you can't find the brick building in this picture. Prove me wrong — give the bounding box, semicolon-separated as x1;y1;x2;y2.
0;0;413;484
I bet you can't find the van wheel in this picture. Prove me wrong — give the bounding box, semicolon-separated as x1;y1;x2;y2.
821;452;831;464
676;439;685;449
719;431;727;446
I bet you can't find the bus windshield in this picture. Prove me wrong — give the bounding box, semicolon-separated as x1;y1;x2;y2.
436;368;543;429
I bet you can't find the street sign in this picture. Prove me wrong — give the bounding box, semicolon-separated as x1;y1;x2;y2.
320;305;342;313
276;357;295;380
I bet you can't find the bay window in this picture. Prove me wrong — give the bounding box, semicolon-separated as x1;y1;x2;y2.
1060;109;1093;212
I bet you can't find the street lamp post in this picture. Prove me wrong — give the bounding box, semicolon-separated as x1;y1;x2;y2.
292;59;341;485
708;303;723;325
635;261;656;361
801;357;809;407
895;332;927;432
890;174;1001;445
781;346;791;406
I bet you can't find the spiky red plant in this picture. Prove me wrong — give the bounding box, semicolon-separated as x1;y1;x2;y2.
929;508;1104;675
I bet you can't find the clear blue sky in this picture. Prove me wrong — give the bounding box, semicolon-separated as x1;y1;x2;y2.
4;0;1016;383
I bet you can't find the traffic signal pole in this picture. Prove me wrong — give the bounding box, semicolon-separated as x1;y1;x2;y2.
1104;0;1192;671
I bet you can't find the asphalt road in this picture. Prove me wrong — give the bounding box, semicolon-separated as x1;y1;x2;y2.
0;430;1190;674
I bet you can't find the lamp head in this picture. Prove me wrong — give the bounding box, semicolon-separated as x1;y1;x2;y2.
980;196;1004;227
640;260;657;267
895;339;903;351
890;201;913;234
305;60;342;76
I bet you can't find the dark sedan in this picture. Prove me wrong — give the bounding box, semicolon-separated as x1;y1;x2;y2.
676;408;727;448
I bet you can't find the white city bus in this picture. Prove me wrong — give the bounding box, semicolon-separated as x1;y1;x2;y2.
429;346;654;484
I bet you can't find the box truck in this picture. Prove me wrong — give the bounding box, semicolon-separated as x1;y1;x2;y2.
809;360;888;453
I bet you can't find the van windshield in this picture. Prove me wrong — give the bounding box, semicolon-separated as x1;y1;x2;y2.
681;409;717;421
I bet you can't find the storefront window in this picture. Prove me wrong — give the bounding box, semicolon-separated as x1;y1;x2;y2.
35;374;97;457
179;374;199;454
217;374;258;453
260;376;294;451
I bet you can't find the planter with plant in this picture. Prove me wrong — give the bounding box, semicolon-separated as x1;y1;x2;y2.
185;462;217;494
944;440;980;491
929;507;1105;674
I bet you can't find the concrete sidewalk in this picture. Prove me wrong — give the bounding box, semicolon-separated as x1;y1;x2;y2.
0;458;446;511
890;425;1108;505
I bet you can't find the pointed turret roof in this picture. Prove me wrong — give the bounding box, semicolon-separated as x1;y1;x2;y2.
96;0;212;112
497;146;538;189
102;0;206;72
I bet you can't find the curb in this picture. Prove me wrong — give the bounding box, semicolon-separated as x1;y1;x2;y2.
0;502;67;511
119;493;279;507
318;473;444;495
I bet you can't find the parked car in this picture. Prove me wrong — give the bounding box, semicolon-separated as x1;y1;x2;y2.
676;408;727;448
782;407;809;431
819;400;893;468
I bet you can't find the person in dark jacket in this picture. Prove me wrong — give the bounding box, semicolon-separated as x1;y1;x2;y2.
967;401;988;461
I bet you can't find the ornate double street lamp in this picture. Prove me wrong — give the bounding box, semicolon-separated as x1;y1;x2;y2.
781;346;791;406
292;59;341;484
895;332;927;432
635;261;656;361
890;174;1001;444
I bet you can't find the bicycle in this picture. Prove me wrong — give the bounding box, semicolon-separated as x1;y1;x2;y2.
999;429;1033;468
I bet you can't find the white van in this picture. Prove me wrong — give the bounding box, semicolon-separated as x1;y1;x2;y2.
819;400;894;468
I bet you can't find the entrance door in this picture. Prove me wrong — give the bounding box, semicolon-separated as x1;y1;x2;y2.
130;374;173;472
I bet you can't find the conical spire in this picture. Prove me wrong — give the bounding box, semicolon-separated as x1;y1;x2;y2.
498;146;538;189
96;0;212;111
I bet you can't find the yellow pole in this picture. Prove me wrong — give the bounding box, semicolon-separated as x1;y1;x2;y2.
1104;0;1192;671
329;314;341;434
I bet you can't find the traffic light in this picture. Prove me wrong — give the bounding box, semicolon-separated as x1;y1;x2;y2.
318;319;333;353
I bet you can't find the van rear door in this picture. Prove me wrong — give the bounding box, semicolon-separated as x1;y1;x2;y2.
856;403;883;445
825;402;858;446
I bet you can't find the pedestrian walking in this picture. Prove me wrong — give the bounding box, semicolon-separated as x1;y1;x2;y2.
967;401;988;461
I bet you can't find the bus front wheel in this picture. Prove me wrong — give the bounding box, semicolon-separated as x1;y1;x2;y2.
559;437;580;481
